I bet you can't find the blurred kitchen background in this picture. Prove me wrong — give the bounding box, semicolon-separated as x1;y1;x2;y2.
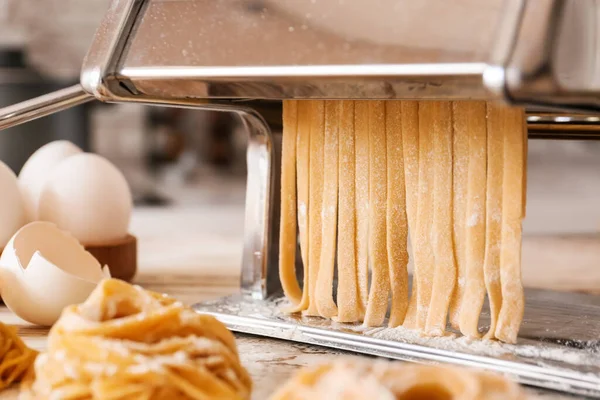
1;0;600;289
0;0;248;209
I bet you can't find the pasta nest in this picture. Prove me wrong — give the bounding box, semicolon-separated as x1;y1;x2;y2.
0;322;37;390
270;358;525;400
22;279;252;400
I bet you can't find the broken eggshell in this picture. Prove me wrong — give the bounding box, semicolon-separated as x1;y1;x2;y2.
0;221;111;326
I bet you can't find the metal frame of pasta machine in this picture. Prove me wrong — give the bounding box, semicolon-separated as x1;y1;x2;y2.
1;0;600;396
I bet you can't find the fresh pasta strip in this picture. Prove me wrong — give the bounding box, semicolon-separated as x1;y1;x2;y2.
304;100;326;316
495;105;527;344
23;279;252;400
400;101;419;329
386;101;409;327
288;101;312;313
448;102;469;330
354;101;370;314
336;101;361;323
426;101;456;336
364;101;391;327
457;101;488;338
483;103;505;338
279;100;302;305
315;101;340;318
413;102;436;330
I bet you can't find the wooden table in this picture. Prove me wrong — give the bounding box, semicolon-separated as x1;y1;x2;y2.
1;206;597;399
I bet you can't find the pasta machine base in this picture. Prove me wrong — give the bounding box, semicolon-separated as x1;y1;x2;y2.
194;287;600;398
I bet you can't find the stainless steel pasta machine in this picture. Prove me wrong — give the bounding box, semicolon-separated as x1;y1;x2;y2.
1;0;600;397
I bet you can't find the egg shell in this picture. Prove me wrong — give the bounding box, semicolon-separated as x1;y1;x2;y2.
0;161;26;248
38;153;132;245
0;221;110;326
18;140;82;221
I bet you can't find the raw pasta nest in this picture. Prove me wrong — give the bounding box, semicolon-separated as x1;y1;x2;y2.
270;358;525;400
22;279;252;400
0;322;37;390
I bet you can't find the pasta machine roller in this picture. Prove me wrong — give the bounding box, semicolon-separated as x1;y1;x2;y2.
1;0;600;396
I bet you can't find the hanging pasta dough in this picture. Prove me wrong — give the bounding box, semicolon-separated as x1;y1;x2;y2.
287;101;312;313
336;101;361;323
279;100;302;305
448;102;469;330
456;101;488;338
400;101;420;330
483;103;505;339
494;105;527;344
315;101;340;318
413;102;436;330
354;101;370;314
304;101;326;316
278;99;527;345
385;101;409;328
364;101;391;327
426;101;456;336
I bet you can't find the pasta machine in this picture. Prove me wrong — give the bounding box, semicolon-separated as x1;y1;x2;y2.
1;0;600;396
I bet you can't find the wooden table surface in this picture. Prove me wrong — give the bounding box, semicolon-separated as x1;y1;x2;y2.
1;205;597;399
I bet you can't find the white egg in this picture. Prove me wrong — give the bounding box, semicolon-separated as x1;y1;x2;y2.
38;153;132;245
0;221;110;326
0;161;26;248
18;140;83;221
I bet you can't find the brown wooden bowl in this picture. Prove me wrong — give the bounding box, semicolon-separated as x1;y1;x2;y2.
84;234;137;282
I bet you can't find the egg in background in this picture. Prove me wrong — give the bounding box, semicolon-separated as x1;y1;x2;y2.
38;153;132;245
0;161;26;248
18;141;83;221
